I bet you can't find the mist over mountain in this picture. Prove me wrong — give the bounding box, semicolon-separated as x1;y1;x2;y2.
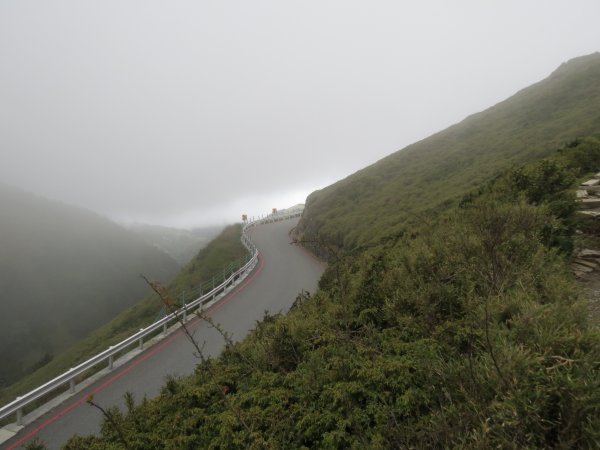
0;184;180;387
126;223;223;266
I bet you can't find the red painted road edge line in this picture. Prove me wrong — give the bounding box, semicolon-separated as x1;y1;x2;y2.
7;254;265;450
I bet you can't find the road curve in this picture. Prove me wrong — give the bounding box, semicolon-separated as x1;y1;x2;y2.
5;218;324;450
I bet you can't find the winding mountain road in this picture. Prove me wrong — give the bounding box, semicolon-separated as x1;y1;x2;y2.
5;218;324;450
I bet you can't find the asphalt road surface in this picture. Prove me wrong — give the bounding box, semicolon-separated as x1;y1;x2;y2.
5;218;324;449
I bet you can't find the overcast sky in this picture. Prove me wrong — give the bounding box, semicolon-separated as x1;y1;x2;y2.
1;1;599;227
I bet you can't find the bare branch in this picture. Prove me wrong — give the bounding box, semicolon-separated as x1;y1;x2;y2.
140;274;253;434
86;395;130;449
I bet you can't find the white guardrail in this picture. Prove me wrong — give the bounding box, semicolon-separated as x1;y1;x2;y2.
0;208;303;426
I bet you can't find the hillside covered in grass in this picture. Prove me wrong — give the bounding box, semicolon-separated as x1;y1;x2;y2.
56;55;600;449
295;53;600;251
0;224;247;409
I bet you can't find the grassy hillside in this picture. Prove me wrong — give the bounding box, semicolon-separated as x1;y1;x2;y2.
62;139;600;450
0;185;180;388
295;52;600;251
0;224;247;408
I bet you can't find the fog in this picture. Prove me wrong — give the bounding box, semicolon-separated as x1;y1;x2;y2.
1;1;599;228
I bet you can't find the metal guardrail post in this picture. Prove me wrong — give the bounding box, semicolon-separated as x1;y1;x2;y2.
138;337;143;350
16;408;23;426
108;355;114;370
69;379;75;394
162;323;167;335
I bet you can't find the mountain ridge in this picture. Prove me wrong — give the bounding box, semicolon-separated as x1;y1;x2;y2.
296;52;600;250
126;222;223;265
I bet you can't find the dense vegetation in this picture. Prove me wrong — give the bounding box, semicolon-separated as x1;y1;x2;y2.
296;53;600;251
60;138;600;449
0;185;180;388
0;224;248;408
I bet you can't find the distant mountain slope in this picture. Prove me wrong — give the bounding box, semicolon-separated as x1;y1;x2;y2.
0;184;180;387
296;52;600;250
127;223;223;265
0;223;248;406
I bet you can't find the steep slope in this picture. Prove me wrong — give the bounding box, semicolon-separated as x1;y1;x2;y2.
296;52;600;250
0;184;180;387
